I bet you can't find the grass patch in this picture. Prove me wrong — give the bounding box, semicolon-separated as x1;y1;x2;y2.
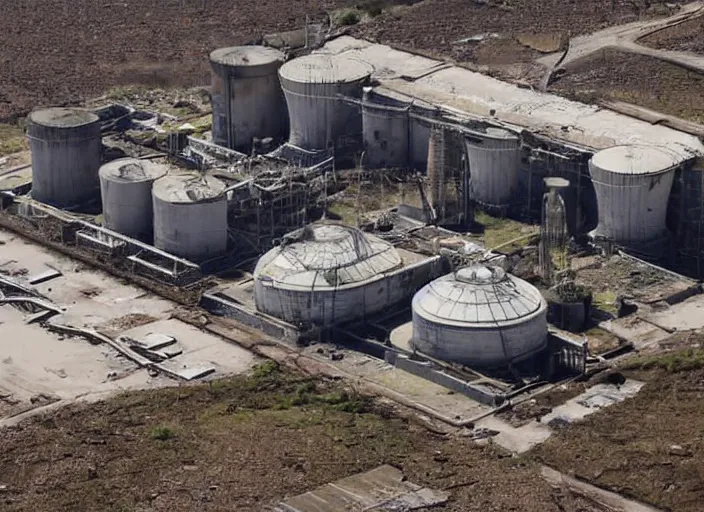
621;348;704;373
592;290;618;315
336;9;361;26
0;123;28;156
150;425;177;441
473;210;536;250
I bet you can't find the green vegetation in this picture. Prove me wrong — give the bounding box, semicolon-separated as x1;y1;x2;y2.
621;348;704;373
473;209;537;250
0;123;28;156
336;9;361;26
592;290;618;315
150;425;177;441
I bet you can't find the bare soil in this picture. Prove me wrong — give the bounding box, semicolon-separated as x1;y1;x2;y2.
353;0;684;64
0;0;346;122
0;363;605;511
641;15;704;54
551;49;704;123
532;346;704;512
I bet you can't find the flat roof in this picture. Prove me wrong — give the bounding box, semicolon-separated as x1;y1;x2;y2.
318;36;704;157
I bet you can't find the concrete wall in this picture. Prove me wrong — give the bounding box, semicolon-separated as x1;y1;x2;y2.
255;256;444;326
153;198;229;262
28;121;102;207
362;102;409;169
411;310;548;369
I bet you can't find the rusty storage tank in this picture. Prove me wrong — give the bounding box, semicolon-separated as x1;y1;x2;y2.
253;223;405;326
362;88;409;169
152;174;228;262
99;158;168;239
465;127;522;212
412;264;548;368
27;108;102;207
210;46;286;151
589;145;682;245
279;54;373;151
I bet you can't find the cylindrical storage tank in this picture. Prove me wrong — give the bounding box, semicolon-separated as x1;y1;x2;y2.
152;174;228;262
253;223;405;326
411;264;548;368
362;88;409;169
27;108;102;207
279;54;373;151
465;127;521;211
589;145;681;244
210;46;286;152
99;158;168;239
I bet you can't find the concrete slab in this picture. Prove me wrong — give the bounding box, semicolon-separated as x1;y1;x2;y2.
275;464;449;512
540;380;644;426
118;319;259;377
599;316;670;350
475;415;553;454
643;294;704;332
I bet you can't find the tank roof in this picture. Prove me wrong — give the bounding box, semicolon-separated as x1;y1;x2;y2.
412;264;546;327
99;158;168;183
279;54;373;84
590;145;683;175
29;108;99;128
485;127;519;140
544;177;570;189
152;174;226;204
210;45;284;67
254;223;402;289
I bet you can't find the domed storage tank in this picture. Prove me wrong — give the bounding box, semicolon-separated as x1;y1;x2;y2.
27;108;102;207
589;145;681;244
152;174;228;262
362;88;409;169
210;46;286;151
279;54;373;151
464;127;522;211
412;264;548;369
253;223;404;326
99;158;168;239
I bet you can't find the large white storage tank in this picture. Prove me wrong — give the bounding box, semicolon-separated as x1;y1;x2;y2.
279;54;373;151
99;158;168;239
253;223;404;326
210;46;286;152
589;145;681;244
412;264;548;368
27;108;102;207
465;127;522;211
362;88;409;169
152;174;228;262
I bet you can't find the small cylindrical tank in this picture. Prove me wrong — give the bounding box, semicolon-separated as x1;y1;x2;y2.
152;174;228;262
465;127;522;210
412;264;548;368
99;158;168;239
27;108;102;207
210;46;286;152
589;145;681;244
362;88;409;169
279;54;373;151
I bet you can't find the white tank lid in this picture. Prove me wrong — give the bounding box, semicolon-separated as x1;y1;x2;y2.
210;45;284;67
412;264;546;327
29;108;99;128
591;145;682;175
100;158;168;183
254;223;402;289
152;174;226;204
279;54;373;84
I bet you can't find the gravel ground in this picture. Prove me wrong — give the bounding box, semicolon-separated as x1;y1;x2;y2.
640;15;704;54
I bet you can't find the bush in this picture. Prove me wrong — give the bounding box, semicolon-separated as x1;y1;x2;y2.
150;426;176;441
338;9;361;26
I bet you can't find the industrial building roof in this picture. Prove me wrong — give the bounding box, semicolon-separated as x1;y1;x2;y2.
99;158;168;183
590;145;684;175
209;46;284;67
29;108;99;128
412;265;546;327
279;54;373;84
152;174;226;204
254;223;403;290
317;36;704;158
